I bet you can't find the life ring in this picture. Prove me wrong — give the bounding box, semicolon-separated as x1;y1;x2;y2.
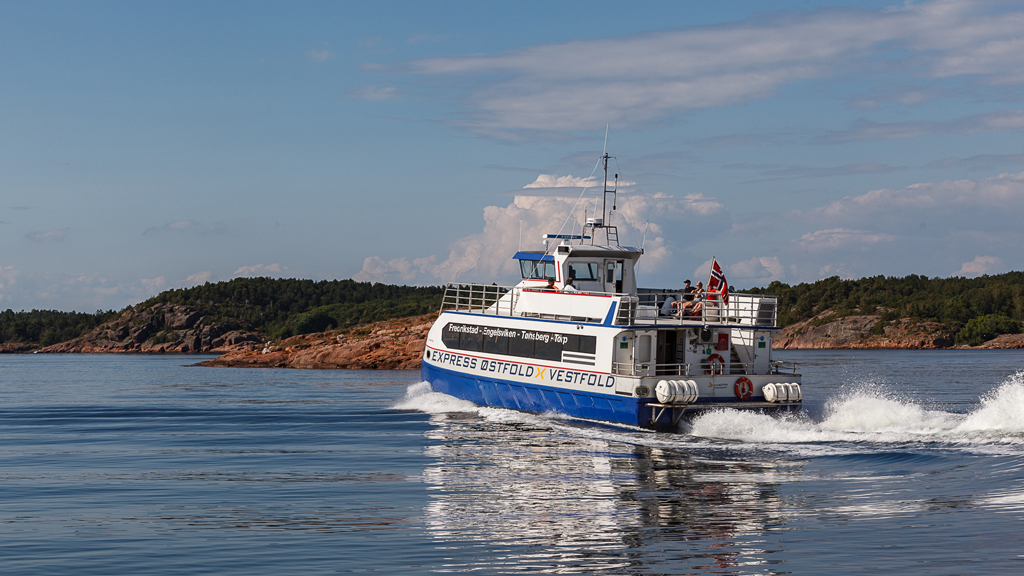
734;377;753;400
703;353;725;375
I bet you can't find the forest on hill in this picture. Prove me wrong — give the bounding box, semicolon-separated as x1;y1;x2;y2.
143;278;443;338
0;308;119;347
746;272;1024;345
1;278;443;345
2;273;1022;347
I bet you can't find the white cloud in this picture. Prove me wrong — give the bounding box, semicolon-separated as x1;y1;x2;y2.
408;33;445;45
729;256;786;285
524;174;598;188
181;271;214;287
352;167;1024;292
680;193;724;216
810;170;1024;231
0;267;177;311
140;276;167;293
142;220;228;236
381;0;1024;136
523;174;635;189
0;265;20;304
144;220;197;235
306;50;334;62
354;255;438;285
821;110;1024;143
797;228;897;251
233;263;285;277
722;169;1024;284
25;229;66;243
954;255;1003;277
349;84;397;101
354;189;733;288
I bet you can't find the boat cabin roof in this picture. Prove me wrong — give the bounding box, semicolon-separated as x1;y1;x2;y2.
512;251;554;262
513;245;641;262
552;245;640;259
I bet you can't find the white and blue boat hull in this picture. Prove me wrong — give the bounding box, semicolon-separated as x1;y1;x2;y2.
422;360;650;427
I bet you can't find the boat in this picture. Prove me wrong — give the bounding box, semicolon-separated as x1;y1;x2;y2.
420;153;802;430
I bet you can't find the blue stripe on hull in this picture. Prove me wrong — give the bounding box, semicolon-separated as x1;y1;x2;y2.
422;363;653;428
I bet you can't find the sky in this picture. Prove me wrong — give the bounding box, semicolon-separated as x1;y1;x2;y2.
3;0;1024;312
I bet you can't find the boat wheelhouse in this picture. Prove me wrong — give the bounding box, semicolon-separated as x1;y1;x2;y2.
421;154;802;430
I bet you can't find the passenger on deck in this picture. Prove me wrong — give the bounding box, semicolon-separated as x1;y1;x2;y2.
544;278;556;291
670;280;695;315
681;279;696;301
678;282;704;316
562;277;578;292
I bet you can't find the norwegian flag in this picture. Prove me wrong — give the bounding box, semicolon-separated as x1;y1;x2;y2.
707;258;729;305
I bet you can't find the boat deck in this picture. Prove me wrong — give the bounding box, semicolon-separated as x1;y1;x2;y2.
440;283;779;328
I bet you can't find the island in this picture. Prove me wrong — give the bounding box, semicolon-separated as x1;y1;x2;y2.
2;273;1022;369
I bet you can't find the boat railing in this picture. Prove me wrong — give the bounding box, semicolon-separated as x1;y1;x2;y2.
441;282;640;323
615;295;639;325
634;290;778;327
439;283;777;328
441;283;516;315
771;360;799;375
612;360;764;377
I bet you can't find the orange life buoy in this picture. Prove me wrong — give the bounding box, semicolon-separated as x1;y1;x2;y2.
734;377;753;400
703;353;725;375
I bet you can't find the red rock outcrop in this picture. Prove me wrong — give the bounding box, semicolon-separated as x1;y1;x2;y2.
963;333;1024;349
39;302;262;354
0;342;37;353
195;314;435;370
775;311;955;349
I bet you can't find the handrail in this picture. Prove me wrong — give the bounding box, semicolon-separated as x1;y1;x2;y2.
441;283;515;315
615;295;638;325
634;289;779;327
772;360;799;375
441;283;782;328
612;361;762;377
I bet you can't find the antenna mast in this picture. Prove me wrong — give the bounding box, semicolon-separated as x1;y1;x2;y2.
600;152;620;246
581;126;620;246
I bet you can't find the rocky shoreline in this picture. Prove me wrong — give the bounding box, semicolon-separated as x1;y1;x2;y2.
5;306;1021;371
22;301;434;370
775;311;1024;350
37;302;263;354
195;314;433;370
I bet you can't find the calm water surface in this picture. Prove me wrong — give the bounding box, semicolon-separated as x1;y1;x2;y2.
1;351;1023;575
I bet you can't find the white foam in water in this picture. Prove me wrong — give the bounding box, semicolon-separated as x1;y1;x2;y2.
397;373;1024;453
391;381;481;414
391;382;558;428
690;373;1024;451
689;389;956;447
955;371;1024;436
819;390;957;435
689;409;824;443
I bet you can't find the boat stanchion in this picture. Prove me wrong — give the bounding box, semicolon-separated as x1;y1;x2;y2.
648;402;688;427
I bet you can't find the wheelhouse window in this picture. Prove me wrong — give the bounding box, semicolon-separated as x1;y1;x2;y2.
567;262;599;281
520;260;556;279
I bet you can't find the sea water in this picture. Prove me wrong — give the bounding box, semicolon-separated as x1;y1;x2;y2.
1;351;1022;575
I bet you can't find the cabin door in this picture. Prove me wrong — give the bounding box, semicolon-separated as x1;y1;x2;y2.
604;260;623;293
633;330;656;377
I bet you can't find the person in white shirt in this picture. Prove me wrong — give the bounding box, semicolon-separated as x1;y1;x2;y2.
562;277;578;292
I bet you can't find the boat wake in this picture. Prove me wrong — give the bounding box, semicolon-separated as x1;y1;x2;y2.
393;372;1024;454
684;371;1024;453
393;381;568;428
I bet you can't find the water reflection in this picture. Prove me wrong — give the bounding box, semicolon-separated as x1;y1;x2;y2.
421;413;801;574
